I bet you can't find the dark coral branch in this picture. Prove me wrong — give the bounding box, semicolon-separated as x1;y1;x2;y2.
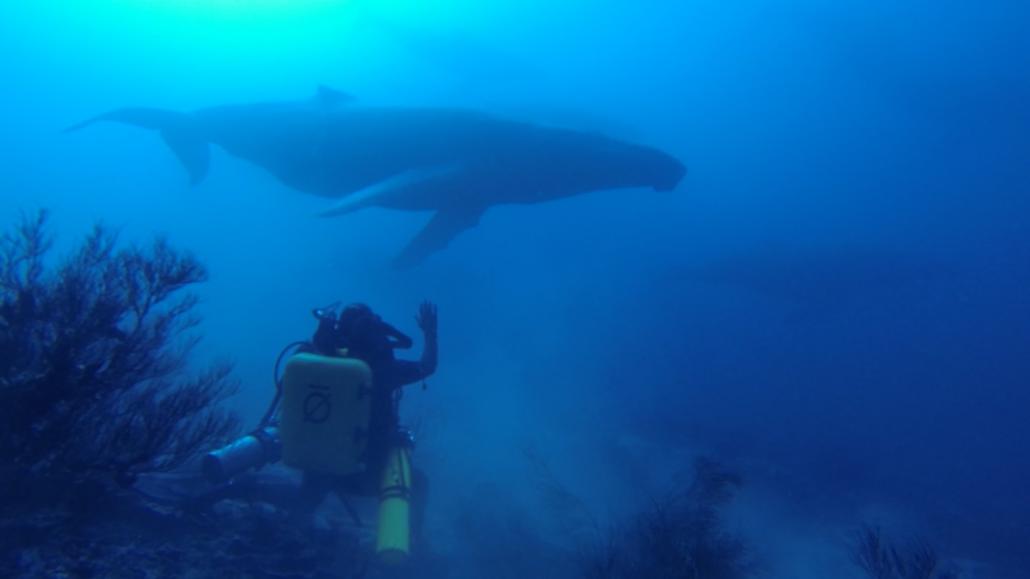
0;209;51;293
853;526;897;579
564;457;753;579
0;210;238;494
851;525;960;579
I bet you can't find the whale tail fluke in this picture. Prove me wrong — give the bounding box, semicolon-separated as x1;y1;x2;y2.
65;107;210;186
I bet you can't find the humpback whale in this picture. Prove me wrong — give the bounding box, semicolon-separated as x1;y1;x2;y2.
68;88;686;267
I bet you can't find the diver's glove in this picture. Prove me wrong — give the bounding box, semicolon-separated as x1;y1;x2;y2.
415;300;438;382
416;300;438;337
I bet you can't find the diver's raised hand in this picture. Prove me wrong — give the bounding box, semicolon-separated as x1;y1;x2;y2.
416;300;438;377
416;300;438;336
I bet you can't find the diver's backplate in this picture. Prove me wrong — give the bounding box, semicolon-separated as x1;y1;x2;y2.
280;353;373;476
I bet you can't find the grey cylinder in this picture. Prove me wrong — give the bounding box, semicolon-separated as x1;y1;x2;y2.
203;427;280;484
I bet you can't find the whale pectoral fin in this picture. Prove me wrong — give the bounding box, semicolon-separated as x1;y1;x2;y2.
320;165;463;218
394;207;486;269
160;127;210;186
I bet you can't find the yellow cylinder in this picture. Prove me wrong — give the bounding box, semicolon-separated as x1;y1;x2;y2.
376;445;412;564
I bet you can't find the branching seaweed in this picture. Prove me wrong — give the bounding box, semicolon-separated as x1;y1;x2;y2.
851;525;960;579
525;445;604;545
611;457;752;579
528;451;754;579
0;211;239;493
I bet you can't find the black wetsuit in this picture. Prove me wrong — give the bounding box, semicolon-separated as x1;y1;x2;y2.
362;352;428;481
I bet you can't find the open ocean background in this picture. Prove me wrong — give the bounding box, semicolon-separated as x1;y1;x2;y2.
1;1;1028;577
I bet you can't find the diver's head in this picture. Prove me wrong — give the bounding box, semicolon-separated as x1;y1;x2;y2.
337;304;382;352
335;303;412;359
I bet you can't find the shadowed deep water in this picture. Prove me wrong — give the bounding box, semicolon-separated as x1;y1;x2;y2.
1;1;1029;577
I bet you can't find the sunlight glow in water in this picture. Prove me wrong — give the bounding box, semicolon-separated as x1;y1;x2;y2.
131;0;430;21
97;0;441;58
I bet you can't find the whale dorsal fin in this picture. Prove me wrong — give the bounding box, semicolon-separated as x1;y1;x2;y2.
315;85;355;108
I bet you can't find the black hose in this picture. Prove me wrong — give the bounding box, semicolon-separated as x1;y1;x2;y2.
258;340;309;428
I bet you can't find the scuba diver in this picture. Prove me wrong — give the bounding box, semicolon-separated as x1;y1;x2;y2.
200;300;438;562
301;301;438;514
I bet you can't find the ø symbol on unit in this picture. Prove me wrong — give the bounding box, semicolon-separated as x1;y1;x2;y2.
303;392;331;423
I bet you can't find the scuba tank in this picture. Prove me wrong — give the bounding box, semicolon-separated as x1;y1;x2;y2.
201;338;306;484
202;426;281;484
376;435;415;563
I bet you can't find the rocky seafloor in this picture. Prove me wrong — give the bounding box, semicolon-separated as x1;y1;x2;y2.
0;473;445;579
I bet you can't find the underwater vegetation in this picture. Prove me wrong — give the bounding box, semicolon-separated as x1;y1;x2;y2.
0;212;373;578
572;458;754;579
850;525;960;579
0;210;238;493
452;452;755;579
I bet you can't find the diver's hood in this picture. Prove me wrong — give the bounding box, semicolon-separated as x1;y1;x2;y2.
332;303;412;356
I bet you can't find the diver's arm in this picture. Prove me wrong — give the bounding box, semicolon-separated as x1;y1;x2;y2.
416;300;438;377
389;302;438;388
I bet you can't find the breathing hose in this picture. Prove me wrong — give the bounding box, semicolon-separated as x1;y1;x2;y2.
257;340;309;429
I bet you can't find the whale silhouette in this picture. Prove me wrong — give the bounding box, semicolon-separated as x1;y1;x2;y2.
69;87;686;267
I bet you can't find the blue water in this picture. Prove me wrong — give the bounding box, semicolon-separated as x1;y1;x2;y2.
2;1;1028;577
